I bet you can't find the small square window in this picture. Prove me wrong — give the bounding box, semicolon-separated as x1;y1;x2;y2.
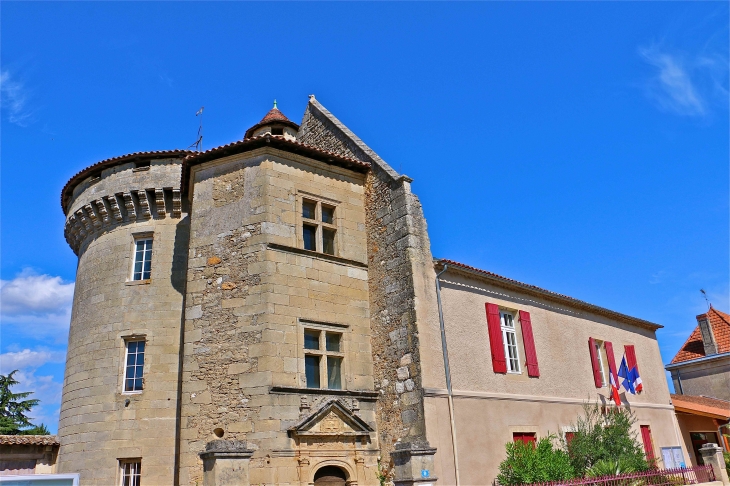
325;332;341;352
303;224;317;251
322;229;336;255
321;205;335;224
271;127;284;136
304;330;320;350
305;355;321;388
120;459;141;486
302;200;316;220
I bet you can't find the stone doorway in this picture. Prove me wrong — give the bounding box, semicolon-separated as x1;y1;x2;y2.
313;465;347;485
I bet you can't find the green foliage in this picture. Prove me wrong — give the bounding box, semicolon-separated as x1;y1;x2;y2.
560;403;649;477
497;436;575;486
0;370;49;435
585;457;640;477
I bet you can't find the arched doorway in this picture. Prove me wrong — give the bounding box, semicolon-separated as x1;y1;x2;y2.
313;465;348;486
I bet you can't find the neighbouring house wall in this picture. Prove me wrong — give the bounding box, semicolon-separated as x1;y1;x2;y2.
423;270;678;483
178;149;379;486
0;444;58;476
671;358;730;401
57;161;188;485
675;413;725;466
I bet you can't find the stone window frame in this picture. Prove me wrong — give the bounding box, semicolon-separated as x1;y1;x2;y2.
592;338;609;388
119;334;147;395
127;231;154;284
117;458;142;486
299;319;349;390
296;191;340;256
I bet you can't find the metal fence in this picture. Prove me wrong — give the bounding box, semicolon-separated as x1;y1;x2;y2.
526;465;716;486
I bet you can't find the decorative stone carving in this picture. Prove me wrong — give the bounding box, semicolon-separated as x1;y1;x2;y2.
136;190;151;220
94;199;110;226
122;193;136;221
107;195;123;222
172;189;181;218
75;209;92;232
154;188;166;217
83;204;101;228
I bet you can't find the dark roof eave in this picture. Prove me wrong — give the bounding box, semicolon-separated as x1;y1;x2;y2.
60;150;192;214
181;135;370;193
435;259;663;331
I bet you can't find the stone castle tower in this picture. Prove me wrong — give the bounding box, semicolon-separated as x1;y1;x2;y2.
57;97;444;485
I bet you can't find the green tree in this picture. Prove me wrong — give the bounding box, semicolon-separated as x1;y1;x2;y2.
497;436;575;486
560;403;649;476
0;370;50;435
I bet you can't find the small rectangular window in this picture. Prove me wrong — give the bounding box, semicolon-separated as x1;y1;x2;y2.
271;127;284;136
322;229;336;255
305;355;320;388
120;459;141;486
124;340;145;392
327;357;342;390
304;330;320;350
132;238;153;281
594;340;608;387
513;432;537;446
303;224;317;251
302;200;316;220
325;332;341;352
321;205;335;224
500;311;520;373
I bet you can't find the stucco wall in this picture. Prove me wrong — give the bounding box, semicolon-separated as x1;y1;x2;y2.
675;413;726;467
57;163;188;485
422;269;678;484
671;358;730;401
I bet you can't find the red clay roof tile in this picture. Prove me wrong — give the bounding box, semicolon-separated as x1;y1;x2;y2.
671;307;730;364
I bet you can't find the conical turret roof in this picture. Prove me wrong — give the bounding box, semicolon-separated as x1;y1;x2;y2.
244;100;299;139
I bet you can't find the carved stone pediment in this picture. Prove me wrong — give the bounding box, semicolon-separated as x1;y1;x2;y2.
289;398;374;438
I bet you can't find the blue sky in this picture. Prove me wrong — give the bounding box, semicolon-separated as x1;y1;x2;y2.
1;2;727;433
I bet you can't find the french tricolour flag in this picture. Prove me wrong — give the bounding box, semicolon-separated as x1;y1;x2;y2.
608;360;622;406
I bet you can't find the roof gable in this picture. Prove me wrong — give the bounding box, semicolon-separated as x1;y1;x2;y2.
670;307;730;364
289;398;373;437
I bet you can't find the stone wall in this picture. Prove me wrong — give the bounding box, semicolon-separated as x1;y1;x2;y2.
57;162;188;485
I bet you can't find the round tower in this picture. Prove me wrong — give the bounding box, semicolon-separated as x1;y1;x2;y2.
57;151;190;484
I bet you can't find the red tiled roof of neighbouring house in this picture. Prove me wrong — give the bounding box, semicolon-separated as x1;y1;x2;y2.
435;259;662;331
0;435;59;446
671;394;730;419
671;307;730;364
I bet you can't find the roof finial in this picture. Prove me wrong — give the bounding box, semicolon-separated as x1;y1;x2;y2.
273;99;278;109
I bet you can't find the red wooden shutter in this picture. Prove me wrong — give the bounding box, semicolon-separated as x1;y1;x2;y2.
625;345;639;373
486;303;507;373
588;338;603;388
519;310;540;377
565;432;575;445
604;341;618;385
640;425;655;464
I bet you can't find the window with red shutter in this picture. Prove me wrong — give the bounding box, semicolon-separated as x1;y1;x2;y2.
604;341;618;387
565;432;575;445
518;310;540;377
640;425;656;465
513;432;537;446
486;303;507;373
588;338;604;388
625;345;639;373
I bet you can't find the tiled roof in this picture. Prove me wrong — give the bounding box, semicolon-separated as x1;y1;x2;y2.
435;259;662;331
671;394;730;419
181;134;370;192
244;107;300;139
670;307;730;364
0;435;59;446
60;150;192;214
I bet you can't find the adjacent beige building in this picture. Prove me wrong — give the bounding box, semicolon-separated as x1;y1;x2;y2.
57;97;681;485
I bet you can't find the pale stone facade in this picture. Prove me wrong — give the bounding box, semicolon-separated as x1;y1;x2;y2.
57;97;678;485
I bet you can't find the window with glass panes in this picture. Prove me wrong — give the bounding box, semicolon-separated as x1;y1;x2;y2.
120;460;141;486
132;238;153;280
124;341;145;392
301;198;337;255
500;310;521;373
303;328;344;389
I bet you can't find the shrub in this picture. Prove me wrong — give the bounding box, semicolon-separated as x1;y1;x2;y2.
560;403;649;476
497;436;575;486
585;457;639;477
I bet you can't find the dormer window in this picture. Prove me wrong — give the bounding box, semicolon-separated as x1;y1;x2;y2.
271;127;284;136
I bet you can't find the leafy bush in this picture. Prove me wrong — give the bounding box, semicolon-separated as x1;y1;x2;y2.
497;436;575;486
560;403;650;476
585;458;639;477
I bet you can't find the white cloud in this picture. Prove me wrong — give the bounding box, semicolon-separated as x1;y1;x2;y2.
639;47;705;116
0;70;34;127
0;271;75;340
639;44;728;117
0;348;66;432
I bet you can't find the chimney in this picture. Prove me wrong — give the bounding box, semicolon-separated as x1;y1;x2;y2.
697;314;717;356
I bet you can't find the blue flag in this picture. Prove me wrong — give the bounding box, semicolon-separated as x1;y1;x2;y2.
618;356;636;395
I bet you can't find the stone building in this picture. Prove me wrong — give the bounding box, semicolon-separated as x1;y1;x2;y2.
57;96;682;485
